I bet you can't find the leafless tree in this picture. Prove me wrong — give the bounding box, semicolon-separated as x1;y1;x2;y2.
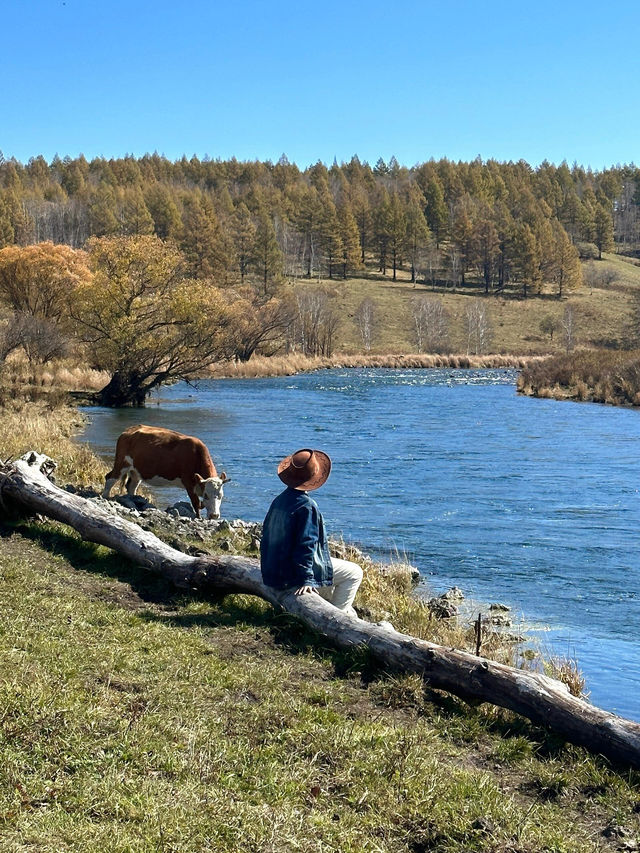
354;296;377;351
26;199;90;248
465;299;492;355
423;243;442;290
5;312;69;364
276;217;305;281
613;180;640;250
288;288;340;356
448;248;461;291
410;296;451;353
562;304;577;352
0;316;23;362
583;261;619;291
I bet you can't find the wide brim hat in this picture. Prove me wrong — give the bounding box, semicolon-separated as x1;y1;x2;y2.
277;448;331;491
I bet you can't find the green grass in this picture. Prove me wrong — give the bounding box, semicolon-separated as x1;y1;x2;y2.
1;522;639;852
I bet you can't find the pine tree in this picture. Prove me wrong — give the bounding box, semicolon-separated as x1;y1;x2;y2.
294;186;323;278
405;190;431;284
349;184;371;264
121;187;154;235
145;184;181;239
387;192;407;281
511;223;541;297
336;200;361;279
472;218;500;293
373;191;391;275
180;197;232;280
5;191;34;245
231;203;257;283
0;195;14;247
318;191;343;279
88;182;119;236
424;177;448;247
450;201;475;285
551;221;582;298
252;211;283;294
594;203;614;259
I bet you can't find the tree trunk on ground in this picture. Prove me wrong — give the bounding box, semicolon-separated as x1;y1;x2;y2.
3;453;640;770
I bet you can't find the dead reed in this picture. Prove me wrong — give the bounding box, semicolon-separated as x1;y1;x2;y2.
209;352;541;379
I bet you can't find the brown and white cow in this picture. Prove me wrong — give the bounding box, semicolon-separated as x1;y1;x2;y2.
102;424;229;519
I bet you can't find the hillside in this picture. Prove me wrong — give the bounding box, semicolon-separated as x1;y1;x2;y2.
301;253;640;356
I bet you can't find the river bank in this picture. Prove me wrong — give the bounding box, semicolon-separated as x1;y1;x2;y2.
518;349;640;407
2;512;639;851
206;352;542;379
2;399;640;848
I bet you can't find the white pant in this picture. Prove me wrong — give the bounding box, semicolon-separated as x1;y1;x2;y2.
316;558;363;611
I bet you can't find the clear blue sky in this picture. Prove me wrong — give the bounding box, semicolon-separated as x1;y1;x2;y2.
2;0;639;171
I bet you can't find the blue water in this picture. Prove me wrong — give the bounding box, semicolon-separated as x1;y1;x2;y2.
80;368;640;721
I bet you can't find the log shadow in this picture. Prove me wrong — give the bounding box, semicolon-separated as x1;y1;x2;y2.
1;519;183;610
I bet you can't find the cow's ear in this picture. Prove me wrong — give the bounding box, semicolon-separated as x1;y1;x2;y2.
194;473;204;483
221;471;230;483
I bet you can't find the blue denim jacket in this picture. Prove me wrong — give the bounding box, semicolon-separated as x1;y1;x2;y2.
260;487;334;590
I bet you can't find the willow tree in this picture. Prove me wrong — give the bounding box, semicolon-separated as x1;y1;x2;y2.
70;235;237;407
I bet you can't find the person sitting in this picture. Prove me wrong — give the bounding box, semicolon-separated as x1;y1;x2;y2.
260;448;363;616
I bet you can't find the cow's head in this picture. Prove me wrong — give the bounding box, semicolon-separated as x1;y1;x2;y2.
194;472;230;519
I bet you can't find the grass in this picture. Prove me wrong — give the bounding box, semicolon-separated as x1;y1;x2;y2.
1;361;639;849
0;398;104;487
1;524;640;852
286;252;640;356
209;352;537;379
0;355;108;401
518;349;640;406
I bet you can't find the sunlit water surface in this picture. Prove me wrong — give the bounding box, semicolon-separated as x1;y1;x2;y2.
81;368;640;720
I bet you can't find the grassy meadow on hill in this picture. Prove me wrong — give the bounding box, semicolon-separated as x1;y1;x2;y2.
296;252;640;357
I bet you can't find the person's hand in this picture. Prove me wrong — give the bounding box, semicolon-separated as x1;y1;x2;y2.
295;585;317;596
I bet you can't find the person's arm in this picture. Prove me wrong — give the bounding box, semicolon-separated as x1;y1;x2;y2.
291;501;320;593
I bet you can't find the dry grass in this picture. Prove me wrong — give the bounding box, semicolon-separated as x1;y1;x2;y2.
518;348;640;406
1;353;108;392
287;253;640;356
0;399;106;487
210;352;539;379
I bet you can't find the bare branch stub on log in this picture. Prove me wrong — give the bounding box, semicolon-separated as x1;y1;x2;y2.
2;453;640;770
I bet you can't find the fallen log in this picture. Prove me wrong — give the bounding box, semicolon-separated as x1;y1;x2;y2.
2;452;640;769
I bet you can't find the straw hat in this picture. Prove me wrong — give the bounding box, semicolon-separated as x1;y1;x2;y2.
277;448;332;491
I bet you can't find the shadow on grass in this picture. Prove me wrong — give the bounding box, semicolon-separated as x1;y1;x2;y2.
0;519;593;763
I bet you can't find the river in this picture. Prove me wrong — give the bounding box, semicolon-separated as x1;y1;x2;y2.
80;368;640;721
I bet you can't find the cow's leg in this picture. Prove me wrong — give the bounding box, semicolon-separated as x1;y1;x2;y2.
126;469;143;495
186;488;201;519
103;469;121;499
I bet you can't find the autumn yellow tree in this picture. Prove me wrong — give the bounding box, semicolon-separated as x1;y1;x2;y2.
70;235;236;406
0;242;91;323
